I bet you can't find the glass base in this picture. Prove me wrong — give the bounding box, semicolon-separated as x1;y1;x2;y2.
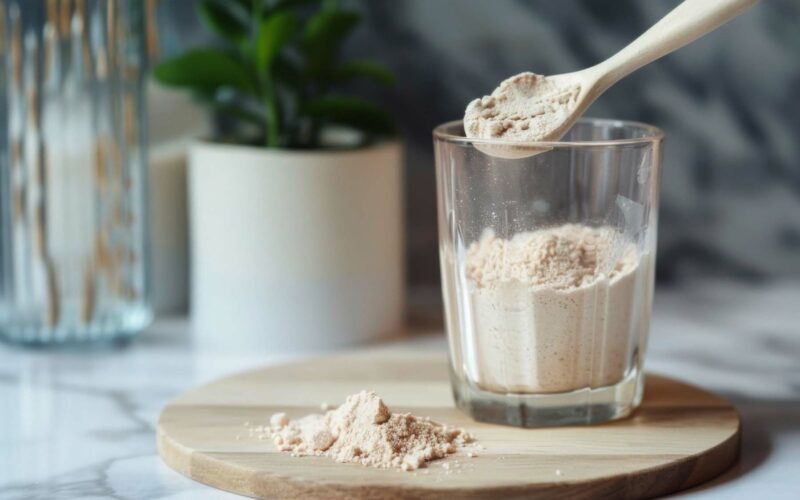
0;307;152;346
451;366;645;427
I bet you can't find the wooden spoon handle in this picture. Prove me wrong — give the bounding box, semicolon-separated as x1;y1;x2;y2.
593;0;758;91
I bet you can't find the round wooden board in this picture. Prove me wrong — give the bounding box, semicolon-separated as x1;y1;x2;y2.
157;351;740;499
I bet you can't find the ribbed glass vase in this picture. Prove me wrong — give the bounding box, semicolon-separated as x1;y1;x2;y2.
0;0;151;344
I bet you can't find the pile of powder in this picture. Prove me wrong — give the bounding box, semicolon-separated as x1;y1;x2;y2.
466;224;636;289
268;391;474;471
464;72;581;142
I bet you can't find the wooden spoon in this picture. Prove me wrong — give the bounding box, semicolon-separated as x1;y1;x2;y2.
471;0;759;158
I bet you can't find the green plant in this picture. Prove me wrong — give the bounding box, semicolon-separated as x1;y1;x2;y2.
153;0;395;148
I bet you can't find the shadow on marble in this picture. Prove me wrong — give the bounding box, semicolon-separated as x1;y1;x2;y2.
669;399;799;497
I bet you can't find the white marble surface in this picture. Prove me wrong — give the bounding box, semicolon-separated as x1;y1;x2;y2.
1;279;799;499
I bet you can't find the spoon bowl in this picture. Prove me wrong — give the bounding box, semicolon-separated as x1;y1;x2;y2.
468;0;758;159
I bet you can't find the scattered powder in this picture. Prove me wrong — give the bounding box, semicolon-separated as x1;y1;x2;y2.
269;391;475;471
464;224;651;394
464;72;581;142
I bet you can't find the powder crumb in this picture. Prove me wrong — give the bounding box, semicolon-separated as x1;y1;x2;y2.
556;469;563;476
247;424;270;441
467;452;476;458
301;418;335;452
270;412;289;428
269;391;474;471
320;402;331;412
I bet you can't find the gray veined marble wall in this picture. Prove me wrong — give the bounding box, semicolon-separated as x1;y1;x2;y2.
346;0;800;286
158;0;800;288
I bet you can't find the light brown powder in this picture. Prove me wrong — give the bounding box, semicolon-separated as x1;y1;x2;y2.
466;224;636;290
462;224;649;394
464;72;581;142
269;391;475;471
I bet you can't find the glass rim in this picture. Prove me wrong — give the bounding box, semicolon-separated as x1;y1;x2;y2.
433;118;664;148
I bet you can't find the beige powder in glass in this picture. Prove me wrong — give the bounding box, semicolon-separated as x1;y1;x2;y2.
464;224;649;394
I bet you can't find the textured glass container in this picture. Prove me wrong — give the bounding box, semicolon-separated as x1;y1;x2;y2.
434;119;663;427
0;0;151;343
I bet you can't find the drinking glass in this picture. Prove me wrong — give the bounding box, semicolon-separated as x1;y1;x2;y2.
434;119;663;427
0;0;151;343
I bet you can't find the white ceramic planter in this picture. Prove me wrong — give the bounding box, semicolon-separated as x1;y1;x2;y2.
189;141;404;352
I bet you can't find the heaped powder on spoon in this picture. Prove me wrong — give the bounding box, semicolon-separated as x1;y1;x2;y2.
464;72;581;142
268;391;475;471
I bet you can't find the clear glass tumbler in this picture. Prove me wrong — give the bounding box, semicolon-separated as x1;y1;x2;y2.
0;0;151;344
434;119;663;427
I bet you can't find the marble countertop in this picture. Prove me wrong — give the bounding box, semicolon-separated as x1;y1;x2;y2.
1;279;799;499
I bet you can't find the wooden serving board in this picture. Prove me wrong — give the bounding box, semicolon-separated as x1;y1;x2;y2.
157;350;740;499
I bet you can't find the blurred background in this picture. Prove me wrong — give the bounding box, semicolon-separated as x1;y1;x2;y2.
161;0;800;296
2;1;799;497
3;0;799;342
2;0;799;342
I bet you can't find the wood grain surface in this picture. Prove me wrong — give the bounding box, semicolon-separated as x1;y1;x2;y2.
157;350;740;499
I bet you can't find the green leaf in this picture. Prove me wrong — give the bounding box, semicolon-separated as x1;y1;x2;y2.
336;60;395;86
267;0;318;15
273;55;302;87
303;9;361;76
256;11;298;76
190;89;265;139
188;87;219;103
304;10;360;48
322;0;340;10
230;0;255;14
198;0;249;43
153;49;257;96
304;96;394;135
211;101;266;128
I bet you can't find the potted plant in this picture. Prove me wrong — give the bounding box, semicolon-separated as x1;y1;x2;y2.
153;0;403;351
